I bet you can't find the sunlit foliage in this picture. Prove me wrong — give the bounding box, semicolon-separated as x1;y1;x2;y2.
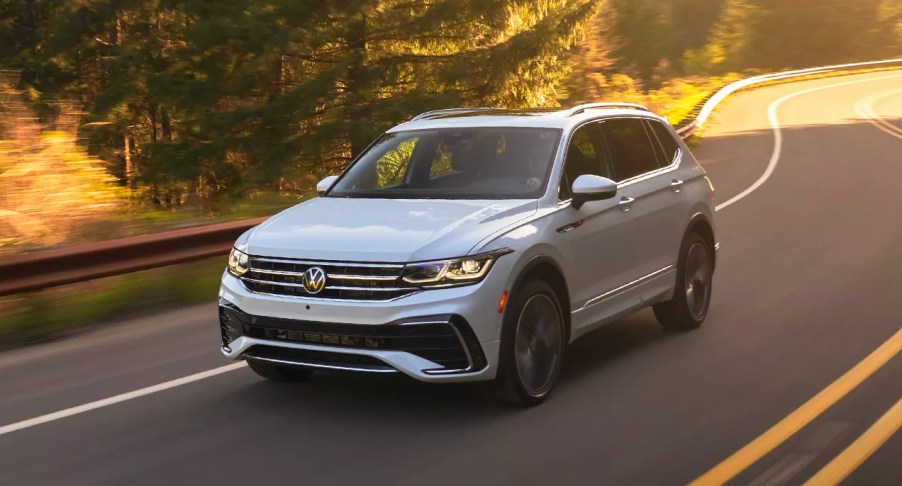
0;0;898;252
2;0;597;206
563;0;900;124
0;75;123;252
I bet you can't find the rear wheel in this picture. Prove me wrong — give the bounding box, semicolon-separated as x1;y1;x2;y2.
487;279;565;407
653;232;713;330
246;358;314;382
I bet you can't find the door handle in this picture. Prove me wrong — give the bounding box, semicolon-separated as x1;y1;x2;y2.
670;179;684;192
619;196;635;211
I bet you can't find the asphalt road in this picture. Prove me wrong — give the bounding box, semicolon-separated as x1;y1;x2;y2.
1;70;901;486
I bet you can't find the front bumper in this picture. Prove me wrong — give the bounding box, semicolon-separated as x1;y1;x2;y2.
218;264;512;382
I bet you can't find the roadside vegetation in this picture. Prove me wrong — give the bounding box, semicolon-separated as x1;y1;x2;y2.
0;257;224;350
0;0;899;347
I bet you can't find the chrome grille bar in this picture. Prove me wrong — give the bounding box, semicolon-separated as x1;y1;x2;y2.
250;257;404;268
330;274;398;281
251;268;398;281
240;256;413;301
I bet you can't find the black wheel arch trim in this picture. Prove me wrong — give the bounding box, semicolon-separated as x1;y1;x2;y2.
507;254;572;342
686;212;717;268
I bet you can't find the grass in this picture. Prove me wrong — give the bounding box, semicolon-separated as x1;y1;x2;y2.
0;257;225;350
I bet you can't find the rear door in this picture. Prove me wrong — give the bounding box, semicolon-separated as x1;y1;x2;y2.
644;119;693;269
599;117;677;286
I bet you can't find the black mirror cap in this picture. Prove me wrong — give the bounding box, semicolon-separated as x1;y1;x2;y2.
572;190;616;209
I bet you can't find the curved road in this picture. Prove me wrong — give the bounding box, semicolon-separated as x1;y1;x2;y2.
1;70;901;486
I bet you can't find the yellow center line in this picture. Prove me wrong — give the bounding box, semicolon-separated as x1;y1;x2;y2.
689;327;902;486
803;396;902;485
853;86;902;140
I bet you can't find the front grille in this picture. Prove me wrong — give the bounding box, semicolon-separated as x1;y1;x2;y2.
243;322;468;369
240;256;416;301
219;303;485;372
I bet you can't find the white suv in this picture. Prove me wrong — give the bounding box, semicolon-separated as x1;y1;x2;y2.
219;103;717;406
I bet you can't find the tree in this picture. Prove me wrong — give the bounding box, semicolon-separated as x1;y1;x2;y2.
697;0;900;72
0;71;122;251
8;0;597;205
561;0;613;102
603;0;674;81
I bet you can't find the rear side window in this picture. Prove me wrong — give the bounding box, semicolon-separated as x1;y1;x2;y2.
647;120;680;165
600;118;660;182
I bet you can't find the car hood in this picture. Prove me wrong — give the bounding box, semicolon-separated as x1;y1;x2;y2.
243;197;538;262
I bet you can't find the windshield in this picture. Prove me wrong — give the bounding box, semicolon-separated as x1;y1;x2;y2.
328;127;561;199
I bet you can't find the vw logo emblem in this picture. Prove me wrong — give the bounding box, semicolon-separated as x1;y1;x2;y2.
303;267;327;294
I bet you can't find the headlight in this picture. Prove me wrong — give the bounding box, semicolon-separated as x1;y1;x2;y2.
401;249;512;288
227;247;249;276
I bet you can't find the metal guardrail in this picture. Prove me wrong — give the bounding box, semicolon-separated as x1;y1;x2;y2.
674;58;902;138
0;217;266;296
2;58;900;296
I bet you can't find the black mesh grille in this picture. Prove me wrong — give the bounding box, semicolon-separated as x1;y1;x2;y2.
219;306;242;347
219;303;482;371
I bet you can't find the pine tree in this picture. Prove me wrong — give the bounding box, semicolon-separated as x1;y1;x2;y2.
9;0;597;202
697;0;899;72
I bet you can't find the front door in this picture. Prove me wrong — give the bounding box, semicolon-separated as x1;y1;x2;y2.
549;120;652;336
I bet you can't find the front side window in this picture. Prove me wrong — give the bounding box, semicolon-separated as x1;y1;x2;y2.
559;122;614;200
601;118;661;182
375;137;418;188
329;128;561;199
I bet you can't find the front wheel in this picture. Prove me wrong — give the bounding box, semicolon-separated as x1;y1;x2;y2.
487;279;565;407
653;232;714;330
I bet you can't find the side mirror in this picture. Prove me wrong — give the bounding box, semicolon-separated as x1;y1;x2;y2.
571;174;617;209
316;175;339;195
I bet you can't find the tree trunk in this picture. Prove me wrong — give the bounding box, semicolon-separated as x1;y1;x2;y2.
278;52;287;95
346;7;371;159
161;106;172;141
123;131;133;188
149;103;157;142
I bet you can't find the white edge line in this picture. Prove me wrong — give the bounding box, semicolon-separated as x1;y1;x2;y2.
0;362;246;437
715;73;902;212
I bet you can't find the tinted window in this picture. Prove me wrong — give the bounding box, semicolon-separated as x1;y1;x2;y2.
374;137;418;188
648;120;680;165
330;128;560;199
601;118;660;181
560;123;614;200
643;122;668;167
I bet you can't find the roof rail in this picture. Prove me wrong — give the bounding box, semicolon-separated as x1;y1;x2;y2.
566;102;650;117
411;107;503;121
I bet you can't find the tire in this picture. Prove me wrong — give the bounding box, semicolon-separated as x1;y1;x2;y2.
246;358;314;382
486;278;566;407
653;231;714;330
